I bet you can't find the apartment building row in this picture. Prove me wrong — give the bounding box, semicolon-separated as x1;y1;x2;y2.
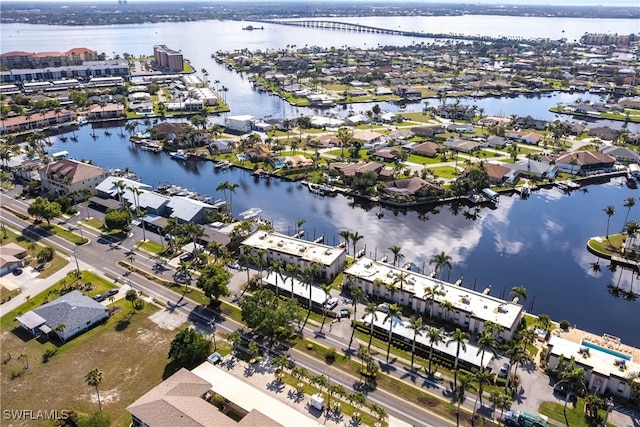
0;47;98;69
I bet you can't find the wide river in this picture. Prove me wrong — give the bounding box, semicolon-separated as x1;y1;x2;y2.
4;16;640;345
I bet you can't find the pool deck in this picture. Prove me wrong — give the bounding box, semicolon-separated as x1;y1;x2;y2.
554;327;639;362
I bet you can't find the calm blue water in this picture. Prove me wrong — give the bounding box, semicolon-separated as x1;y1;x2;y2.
48;125;640;346
7;16;640;345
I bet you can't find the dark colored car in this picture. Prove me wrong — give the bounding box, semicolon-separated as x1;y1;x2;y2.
12;268;23;276
553;384;577;402
105;289;119;297
93;294;106;302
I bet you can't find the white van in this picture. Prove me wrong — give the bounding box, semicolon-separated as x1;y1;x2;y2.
324;297;338;310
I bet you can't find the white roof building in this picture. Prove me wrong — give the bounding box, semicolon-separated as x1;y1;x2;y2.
241;231;346;280
344;257;524;342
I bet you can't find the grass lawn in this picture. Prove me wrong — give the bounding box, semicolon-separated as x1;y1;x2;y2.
587;234;625;256
430;166;459;179
81;217;104;230
405;154;446;165
1;299;177;427
539;399;612;427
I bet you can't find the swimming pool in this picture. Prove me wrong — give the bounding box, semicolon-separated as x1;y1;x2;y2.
580;341;632;361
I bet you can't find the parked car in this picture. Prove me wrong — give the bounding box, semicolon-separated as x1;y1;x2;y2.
553;384;577;402
105;289;119;297
228;261;241;270
179;252;194;262
324;297;339;310
12;268;23;276
498;363;510;379
93;294;106;302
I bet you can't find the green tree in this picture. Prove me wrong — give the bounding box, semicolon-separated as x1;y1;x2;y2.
168;327;212;368
430;251;453;280
104;209;132;230
348;287;366;348
28;196;62;225
383;303;402;362
452;372;475;427
476;331;498;367
125;289;138;311
407;316;427;371
603;205;616;238
510;286;527;302
240;289;300;337
388;245;404;267
425;327;445;375
336;127;354;158
622;197;636;232
556;363;587;415
364;302;378;351
85;368;104;411
350;231;363;258
196;264;231;302
424;285;445;318
36;246;55;264
446;328;470;388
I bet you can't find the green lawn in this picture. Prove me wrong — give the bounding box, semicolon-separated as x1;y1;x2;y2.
405;154;446;165
539;399;613;427
429;166;459;179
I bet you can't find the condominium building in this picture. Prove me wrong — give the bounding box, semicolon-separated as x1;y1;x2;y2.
240;231;346;280
344;257;524;341
153;45;184;72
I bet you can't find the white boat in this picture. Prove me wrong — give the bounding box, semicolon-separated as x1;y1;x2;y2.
239;207;262;220
520;183;531;198
170;150;189;161
213;160;231;170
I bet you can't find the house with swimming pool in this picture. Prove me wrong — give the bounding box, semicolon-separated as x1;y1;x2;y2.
546;335;639;399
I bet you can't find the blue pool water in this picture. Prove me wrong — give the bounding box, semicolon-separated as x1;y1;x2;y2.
581;341;632;361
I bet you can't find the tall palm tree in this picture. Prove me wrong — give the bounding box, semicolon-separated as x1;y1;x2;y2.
336;127;354;159
338;230;351;255
393;271;410;304
303;262;321;313
383;303;401;362
350;231;363;258
426;327;444;375
504;341;527;392
556;365;587;415
473;368;493;408
227;182;240;216
440;299;454;321
476;331;498;367
388;245;404;266
424;285;445;318
364;302;378;351
349;287;366;348
320;283;333;330
446;328;470;387
267;261;285;298
452;372;475;427
85;368;104;411
603;205;616;238
430;251;453;280
407;316;427;371
622;197;636;232
114;180;127;210
286;263;301;298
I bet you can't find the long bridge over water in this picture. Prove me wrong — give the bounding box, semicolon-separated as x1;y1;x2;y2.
254;19;550;44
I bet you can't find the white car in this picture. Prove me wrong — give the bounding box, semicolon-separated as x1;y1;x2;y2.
227;262;241;270
324;297;338;310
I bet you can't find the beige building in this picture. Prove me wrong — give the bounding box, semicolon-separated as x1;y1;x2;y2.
39;159;109;198
154;45;184;72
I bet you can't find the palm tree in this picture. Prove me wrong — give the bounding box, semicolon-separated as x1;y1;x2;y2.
407;316;427;371
473;368;493;408
114;180;127;210
303;262;320;314
226;182;240;216
509;285;527;302
504;341;526;391
622;197;636;232
446;328;470;387
348;287;365;348
125;288;138;311
510;346;532;391
383;303;401;362
336;127;354;159
338;230;351;255
452;372;475;427
350;231;363;258
320;283;333;330
440;299;454;321
476;331;498;367
392;271;410;304
603;205;616;238
364;302;378;351
430;251;453;280
388;245;404;266
424;285;445;318
426;327;445;375
556;365;587;415
85;368;104;411
267;261;285;298
286;263;301;298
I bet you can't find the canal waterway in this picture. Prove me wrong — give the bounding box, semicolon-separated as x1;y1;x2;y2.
47;123;640;346
5;16;640;345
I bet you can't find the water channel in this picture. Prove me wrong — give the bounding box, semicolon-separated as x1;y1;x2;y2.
5;16;640;345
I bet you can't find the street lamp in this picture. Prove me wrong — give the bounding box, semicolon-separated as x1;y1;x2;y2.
71;249;80;276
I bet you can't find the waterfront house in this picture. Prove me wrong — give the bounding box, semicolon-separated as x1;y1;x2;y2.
0;110;75;134
87;103;124;120
330;161;384;180
546;336;639;400
555;151;616;175
241;231;346;281
599;145;640;164
16;290;109;342
352;129;383;146
39;159;109;198
344;257;523;342
151;122;190;142
504;159;558;180
481;163;514;185
384;177;443;199
0;242;27;276
166;196;217;224
588;126;617;141
225;115;255;134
